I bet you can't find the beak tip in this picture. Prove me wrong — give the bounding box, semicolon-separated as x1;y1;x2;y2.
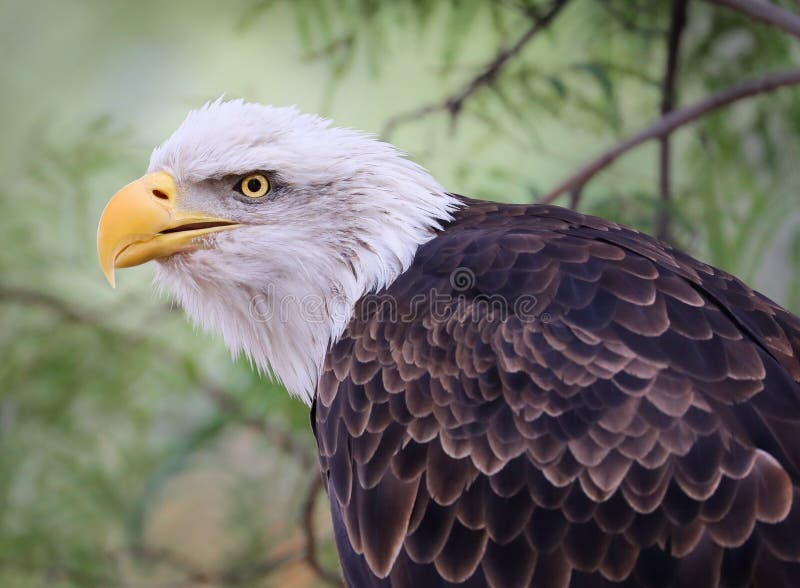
101;263;116;288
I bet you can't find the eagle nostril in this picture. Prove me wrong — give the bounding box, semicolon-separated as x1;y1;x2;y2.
152;189;169;200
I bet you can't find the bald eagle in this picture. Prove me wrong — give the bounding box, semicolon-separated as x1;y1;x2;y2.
97;100;800;588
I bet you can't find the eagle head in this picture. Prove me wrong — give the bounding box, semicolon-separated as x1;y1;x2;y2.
97;99;459;402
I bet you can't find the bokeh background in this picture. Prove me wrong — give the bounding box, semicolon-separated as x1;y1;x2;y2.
2;1;800;586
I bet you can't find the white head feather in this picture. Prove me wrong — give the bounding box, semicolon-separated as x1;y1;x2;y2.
148;99;461;404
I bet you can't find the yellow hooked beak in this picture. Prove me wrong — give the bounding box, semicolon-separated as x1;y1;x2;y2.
97;171;239;287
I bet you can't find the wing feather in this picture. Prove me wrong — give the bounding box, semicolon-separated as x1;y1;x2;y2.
316;200;800;587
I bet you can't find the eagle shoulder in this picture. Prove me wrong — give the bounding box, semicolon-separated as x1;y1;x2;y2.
315;200;800;588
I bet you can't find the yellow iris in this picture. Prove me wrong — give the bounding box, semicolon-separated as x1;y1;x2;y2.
240;173;270;198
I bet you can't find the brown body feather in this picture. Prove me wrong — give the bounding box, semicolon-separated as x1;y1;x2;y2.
314;199;800;588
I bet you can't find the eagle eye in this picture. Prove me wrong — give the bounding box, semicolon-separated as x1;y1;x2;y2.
238;173;270;198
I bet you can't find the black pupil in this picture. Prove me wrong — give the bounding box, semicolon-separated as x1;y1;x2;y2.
246;178;262;193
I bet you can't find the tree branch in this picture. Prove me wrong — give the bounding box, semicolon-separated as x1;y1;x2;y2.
303;474;344;587
598;0;667;36
703;0;800;39
656;0;689;241
0;281;316;465
0;283;147;345
123;544;302;587
1;283;324;586
381;0;570;139
540;68;800;203
216;552;303;585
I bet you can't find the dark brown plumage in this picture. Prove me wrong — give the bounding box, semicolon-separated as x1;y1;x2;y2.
314;199;800;588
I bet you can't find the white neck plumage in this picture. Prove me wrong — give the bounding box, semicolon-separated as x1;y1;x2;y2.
155;165;461;405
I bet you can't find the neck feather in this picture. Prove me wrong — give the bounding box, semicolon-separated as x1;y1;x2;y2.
156;177;462;405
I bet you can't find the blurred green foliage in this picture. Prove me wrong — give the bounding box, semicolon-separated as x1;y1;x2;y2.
1;0;799;586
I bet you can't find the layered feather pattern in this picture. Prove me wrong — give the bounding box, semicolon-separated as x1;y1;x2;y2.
314;200;800;588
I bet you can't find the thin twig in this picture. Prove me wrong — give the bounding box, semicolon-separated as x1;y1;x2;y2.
598;0;667;36
0;281;316;465
568;187;582;209
2;558;187;588
540;68;800;203
217;552;303;585
1;284;322;585
381;0;570;139
0;284;145;344
125;544;302;586
656;0;689;241
303;474;344;587
703;0;800;39
303;32;355;61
